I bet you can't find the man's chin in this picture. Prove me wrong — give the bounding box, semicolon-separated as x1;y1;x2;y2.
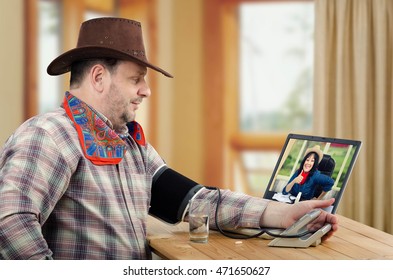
122;113;135;124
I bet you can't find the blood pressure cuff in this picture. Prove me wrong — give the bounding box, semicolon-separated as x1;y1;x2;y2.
149;165;203;224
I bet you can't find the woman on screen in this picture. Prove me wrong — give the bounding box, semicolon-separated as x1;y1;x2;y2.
282;145;334;201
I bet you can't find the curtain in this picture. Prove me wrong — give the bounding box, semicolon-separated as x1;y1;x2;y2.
313;0;393;233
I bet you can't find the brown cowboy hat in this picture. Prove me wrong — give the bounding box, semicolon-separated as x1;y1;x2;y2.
304;145;324;164
47;17;173;78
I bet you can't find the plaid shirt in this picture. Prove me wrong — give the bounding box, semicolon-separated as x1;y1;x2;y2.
0;103;268;260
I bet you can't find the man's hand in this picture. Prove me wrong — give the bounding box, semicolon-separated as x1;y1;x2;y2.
260;198;338;240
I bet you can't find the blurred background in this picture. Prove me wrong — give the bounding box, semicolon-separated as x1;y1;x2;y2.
1;0;392;234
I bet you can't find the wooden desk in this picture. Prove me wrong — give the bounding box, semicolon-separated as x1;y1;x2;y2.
147;215;393;260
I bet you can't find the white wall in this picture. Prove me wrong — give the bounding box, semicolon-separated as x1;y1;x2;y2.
0;0;24;144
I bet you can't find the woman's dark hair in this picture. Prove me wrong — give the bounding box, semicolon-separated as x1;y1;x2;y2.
296;152;320;181
70;58;119;88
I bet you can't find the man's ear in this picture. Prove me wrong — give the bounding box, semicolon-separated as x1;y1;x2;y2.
90;64;106;93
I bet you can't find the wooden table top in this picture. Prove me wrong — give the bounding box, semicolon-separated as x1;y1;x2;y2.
147;215;393;260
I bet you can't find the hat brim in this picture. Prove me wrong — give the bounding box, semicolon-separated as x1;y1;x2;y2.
305;147;324;164
47;46;173;78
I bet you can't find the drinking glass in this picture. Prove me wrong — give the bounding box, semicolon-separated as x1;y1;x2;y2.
188;199;210;243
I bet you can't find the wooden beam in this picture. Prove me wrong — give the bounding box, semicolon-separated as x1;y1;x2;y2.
230;133;287;151
203;0;225;186
24;0;38;119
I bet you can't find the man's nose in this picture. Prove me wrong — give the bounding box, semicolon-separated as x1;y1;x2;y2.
138;84;151;98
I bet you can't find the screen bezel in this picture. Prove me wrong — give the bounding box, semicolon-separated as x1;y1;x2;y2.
263;133;362;214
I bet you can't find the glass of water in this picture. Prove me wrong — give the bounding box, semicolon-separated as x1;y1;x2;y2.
188;199;210;243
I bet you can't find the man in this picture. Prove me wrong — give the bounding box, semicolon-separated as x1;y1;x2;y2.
0;17;337;259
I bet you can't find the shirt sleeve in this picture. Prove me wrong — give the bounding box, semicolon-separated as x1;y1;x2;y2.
145;142;166;176
0;125;72;259
194;187;270;229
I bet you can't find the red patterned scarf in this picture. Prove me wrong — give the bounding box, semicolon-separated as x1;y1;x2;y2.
63;92;145;165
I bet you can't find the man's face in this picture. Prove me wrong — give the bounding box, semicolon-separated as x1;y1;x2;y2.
102;61;150;131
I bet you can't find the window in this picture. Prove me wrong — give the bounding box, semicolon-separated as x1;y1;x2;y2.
38;0;61;113
234;1;314;196
239;2;314;132
37;0;116;114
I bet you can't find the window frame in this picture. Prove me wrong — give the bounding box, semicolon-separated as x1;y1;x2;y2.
203;0;312;191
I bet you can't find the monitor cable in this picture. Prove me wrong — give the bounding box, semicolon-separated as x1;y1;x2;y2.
204;186;317;239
